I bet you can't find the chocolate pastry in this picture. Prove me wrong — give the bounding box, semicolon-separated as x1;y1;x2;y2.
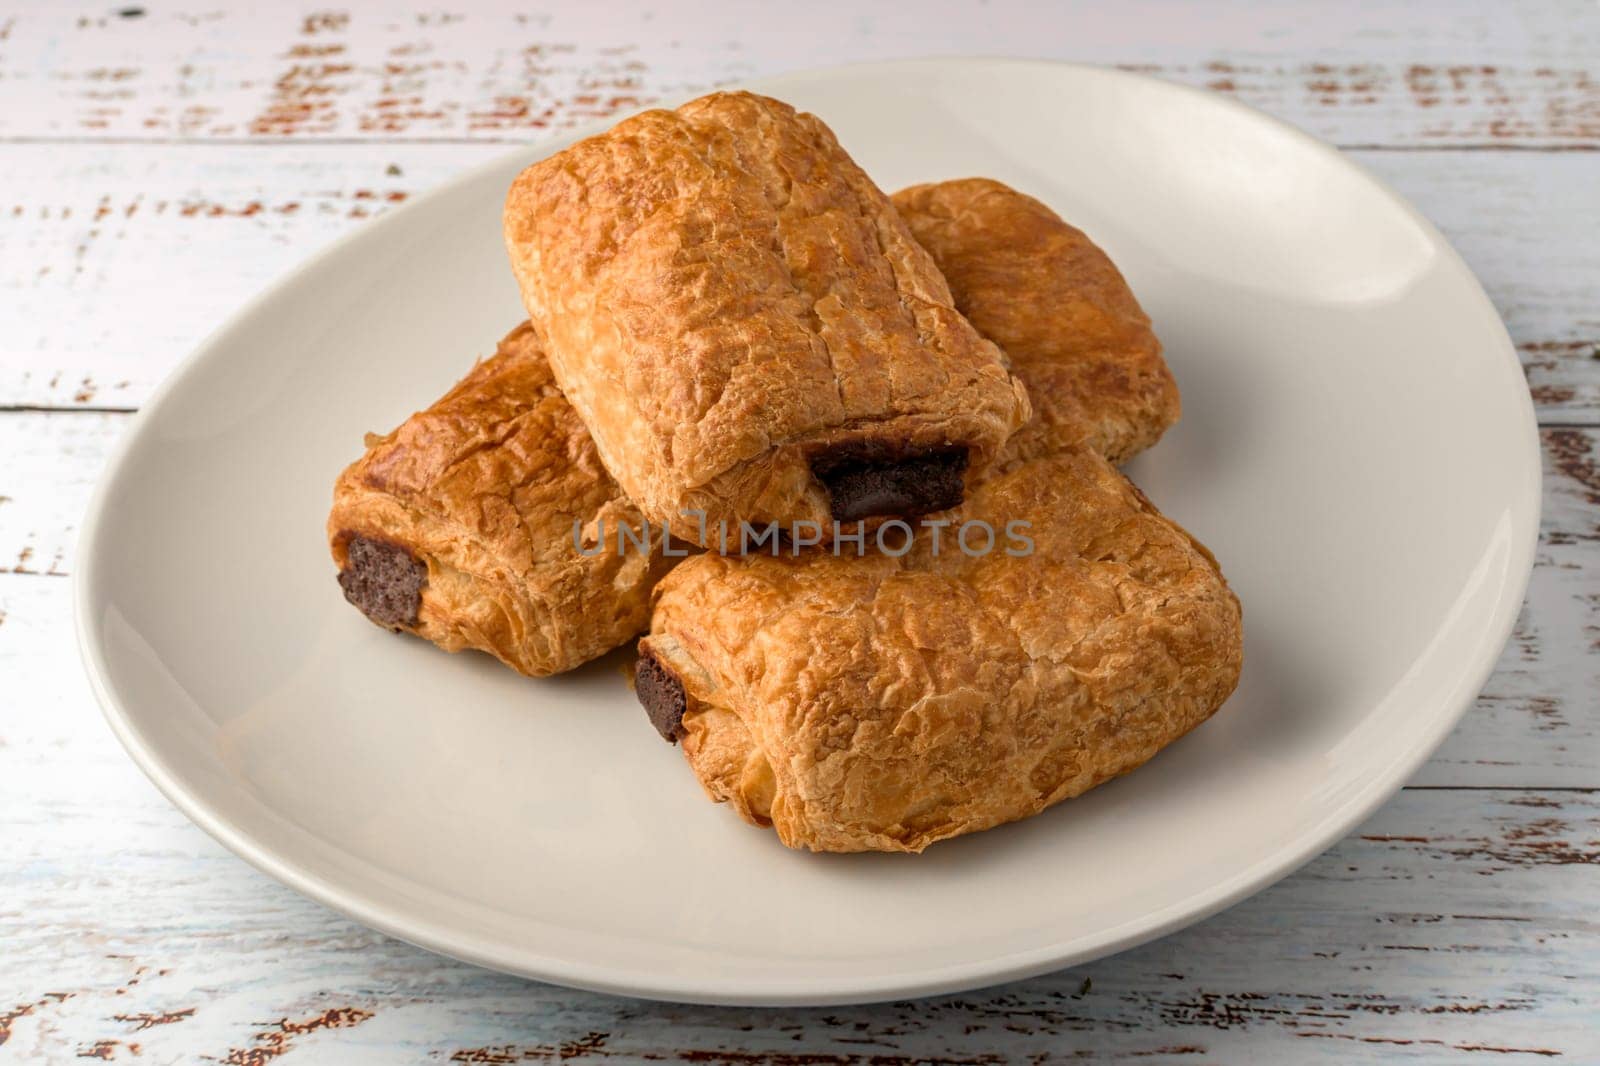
893;179;1180;464
503;92;1030;545
328;323;679;677
637;447;1242;852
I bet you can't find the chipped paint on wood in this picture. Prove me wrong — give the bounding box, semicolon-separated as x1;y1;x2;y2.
0;748;1594;1058
0;147;1595;417
1;2;1597;1060
0;142;449;412
0;1;1596;148
0;413;123;579
111;1008;194;1031
217;1007;374;1065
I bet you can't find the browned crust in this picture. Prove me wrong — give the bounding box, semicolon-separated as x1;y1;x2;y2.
503;93;1030;544
642;448;1242;853
327;323;678;677
893;178;1180;465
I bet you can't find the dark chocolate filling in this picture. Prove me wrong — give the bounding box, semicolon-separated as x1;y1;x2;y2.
809;444;969;522
636;650;688;743
337;534;426;630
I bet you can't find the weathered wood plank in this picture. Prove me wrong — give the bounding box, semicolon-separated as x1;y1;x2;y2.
0;412;121;578
1;145;1595;417
1;0;1596;149
2;2;1593;1057
0;586;1593;1066
2;412;1595;787
0;143;459;412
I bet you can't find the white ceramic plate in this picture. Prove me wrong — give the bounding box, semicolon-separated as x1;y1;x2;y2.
77;59;1540;1005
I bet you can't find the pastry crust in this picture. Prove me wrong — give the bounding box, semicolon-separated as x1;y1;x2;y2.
893;179;1179;464
328;323;677;677
640;448;1242;853
504;92;1031;544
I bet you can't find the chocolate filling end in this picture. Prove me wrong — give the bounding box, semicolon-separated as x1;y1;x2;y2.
810;445;970;522
636;651;688;743
337;534;426;631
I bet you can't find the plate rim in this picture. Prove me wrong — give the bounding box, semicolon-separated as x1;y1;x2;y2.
74;55;1543;1006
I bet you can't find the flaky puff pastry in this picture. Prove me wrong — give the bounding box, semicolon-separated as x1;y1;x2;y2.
638;448;1241;853
504;92;1031;544
893;179;1179;465
329;323;677;677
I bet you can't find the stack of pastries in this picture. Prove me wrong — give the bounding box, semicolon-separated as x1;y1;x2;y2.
329;92;1242;854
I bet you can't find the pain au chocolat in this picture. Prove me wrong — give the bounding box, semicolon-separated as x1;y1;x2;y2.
637;446;1242;853
503;92;1031;545
633;179;1232;853
893;178;1180;465
329;323;677;677
328;177;1177;681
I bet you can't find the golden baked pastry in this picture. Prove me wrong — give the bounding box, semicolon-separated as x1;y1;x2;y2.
329;323;678;677
893;179;1179;464
637;447;1241;853
504;92;1031;545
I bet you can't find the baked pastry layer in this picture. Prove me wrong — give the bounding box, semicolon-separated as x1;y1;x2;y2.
504;92;1030;544
638;447;1242;853
328;323;677;677
893;179;1180;464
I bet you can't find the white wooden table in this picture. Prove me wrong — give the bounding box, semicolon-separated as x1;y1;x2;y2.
2;2;1596;1061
